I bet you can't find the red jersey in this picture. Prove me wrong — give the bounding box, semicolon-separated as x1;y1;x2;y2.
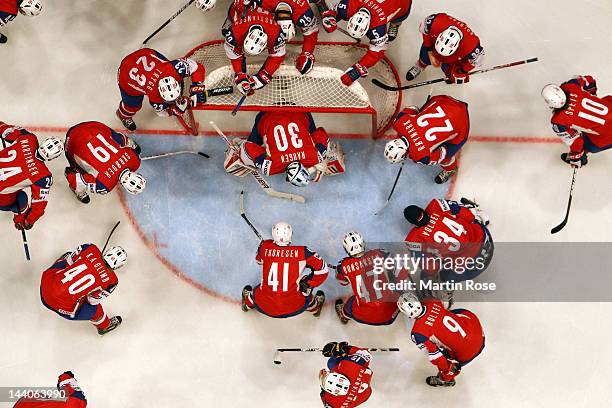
382;0;412;23
420;13;484;73
13;377;86;408
0;0;18;25
411;299;484;366
334;0;389;68
321;348;373;408
393;95;470;165
40;244;119;317
254;239;327;316
224;11;286;76
551;76;612;153
0;123;52;217
65;121;140;193
117;48;205;110
242;111;326;175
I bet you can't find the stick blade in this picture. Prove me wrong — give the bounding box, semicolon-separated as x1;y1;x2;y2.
197;152;210;158
550;222;566;234
273;350;282;365
239;190;245;215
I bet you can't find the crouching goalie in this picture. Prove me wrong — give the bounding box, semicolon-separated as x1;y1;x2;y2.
224;111;346;186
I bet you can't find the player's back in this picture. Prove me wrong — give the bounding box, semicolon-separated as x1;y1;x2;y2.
41;244;118;314
381;0;412;21
230;10;280;44
256;239;310;299
118;48;173;97
427;13;480;60
323;352;373;407
339;249;397;305
554;83;612;137
258;112;320;167
0;133;48;194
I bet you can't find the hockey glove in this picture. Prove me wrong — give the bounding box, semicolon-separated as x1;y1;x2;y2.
189;81;207;105
446;66;470;85
169;96;191;116
341;63;368;86
322;341;351;358
296;52;315;75
235;72;254;96
299;275;313;296
561;151;588;168
251;69;272;90
321;10;337;33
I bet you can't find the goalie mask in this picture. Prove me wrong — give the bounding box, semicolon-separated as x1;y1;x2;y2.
286;161;311;187
244;25;268;56
158;77;182;102
19;0;43;16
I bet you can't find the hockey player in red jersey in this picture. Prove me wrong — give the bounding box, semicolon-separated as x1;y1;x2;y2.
384;95;470;184
397;293;485;387
334;232;400;326
0;0;42;44
318;0;389;86
230;0;319;74
542;76;612;168
13;371;87;408
242;222;328;317
116;48;206;131
0;122;62;230
319;342;373;407
40;243;126;335
225;111;345;186
224;10;286;96
64;121;145;204
404;198;493;283
405;13;484;85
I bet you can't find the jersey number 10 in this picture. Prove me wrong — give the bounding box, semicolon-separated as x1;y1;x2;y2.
578;97;608;126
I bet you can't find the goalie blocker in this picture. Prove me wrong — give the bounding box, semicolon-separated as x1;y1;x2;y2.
223;111;346;186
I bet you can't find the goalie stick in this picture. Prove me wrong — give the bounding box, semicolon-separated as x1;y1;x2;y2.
551;168;577;234
142;0;196;46
209;121;306;203
141;151;210;161
372;57;539;91
273;347;399;365
239;191;263;241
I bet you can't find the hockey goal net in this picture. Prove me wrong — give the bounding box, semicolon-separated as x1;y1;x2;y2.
180;40;402;138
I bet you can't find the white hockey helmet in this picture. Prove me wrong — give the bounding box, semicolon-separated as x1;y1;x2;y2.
384;137;409;163
19;0;43;16
347;9;371;39
195;0;216;11
103;246;127;270
397;292;424;319
286;162;311;187
541;84;567;109
343;231;365;257
321;372;351;396
272;221;292;246
277;19;296;42
158;77;182;102
38;137;64;161
119;170;146;195
435;26;463;57
244;25;268;56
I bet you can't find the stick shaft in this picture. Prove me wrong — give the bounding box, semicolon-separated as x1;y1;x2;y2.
551;168;577;234
141;151;209;161
102;221;121;253
276;347;399;352
240;191;263;241
142;0;196;45
232;95;247;116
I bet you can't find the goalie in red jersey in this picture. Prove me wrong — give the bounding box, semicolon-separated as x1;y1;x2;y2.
0;0;42;44
224;10;286;96
542;75;612;168
40;243;126;335
13;371;87;408
319;342;373;407
224;111;345;186
384;95;470;184
0;122;62;231
334;232;400;326
404;198;493;285
318;0;390;86
242;222;328;318
229;0;319;74
116;47;206;131
397;293;485;387
405;13;484;85
64;121;145;204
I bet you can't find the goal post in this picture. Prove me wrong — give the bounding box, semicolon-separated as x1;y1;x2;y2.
180;40;402;138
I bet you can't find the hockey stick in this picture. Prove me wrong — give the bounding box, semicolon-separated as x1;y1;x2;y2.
374;163;403;215
232;95;247;116
273;347;399;365
209;121;306;203
239;191;263;241
141;151;210;161
102;221;121;253
1;137;30;260
142;0;196;46
372;57;539;91
551;168;577;234
177;86;236;135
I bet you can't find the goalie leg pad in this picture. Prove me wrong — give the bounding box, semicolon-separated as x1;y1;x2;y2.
224;139;252;177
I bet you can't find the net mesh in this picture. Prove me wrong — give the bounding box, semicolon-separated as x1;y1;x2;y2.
183;41;401;137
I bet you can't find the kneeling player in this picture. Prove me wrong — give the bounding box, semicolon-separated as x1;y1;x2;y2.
225;111;345;186
0;121;62;230
0;0;42;44
319;342;373;407
404;198;493;284
384;95;470;184
242;222;328;318
542;75;612;168
40;243;126;335
116;47;206;131
13;371;87;408
334;232;400;326
405;13;484;85
397;293;485;387
64;121;145;203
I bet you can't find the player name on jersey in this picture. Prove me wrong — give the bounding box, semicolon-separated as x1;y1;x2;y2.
103;151;133;180
18;138;41;178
